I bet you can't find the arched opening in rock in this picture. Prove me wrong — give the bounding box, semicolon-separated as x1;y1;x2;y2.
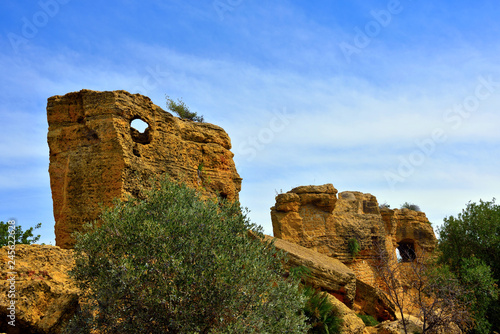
131;118;149;133
130;118;151;144
397;239;416;262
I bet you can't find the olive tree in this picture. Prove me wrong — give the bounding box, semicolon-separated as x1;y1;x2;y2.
65;178;309;333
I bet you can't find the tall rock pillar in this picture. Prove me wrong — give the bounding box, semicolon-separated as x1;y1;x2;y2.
47;89;242;248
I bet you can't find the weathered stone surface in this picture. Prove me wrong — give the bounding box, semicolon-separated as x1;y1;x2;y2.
381;207;437;255
47;89;242;248
291;184;337;194
271;185;437;286
275;193;301;212
372;316;425;334
327;294;366;334
0;245;77;334
354;279;396;322
263;235;357;306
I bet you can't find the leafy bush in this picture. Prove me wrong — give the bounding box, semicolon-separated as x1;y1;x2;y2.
303;286;342;334
166;95;204;122
65;177;309;333
348;238;361;258
400;202;421;211
356;314;379;326
438;199;500;333
0;221;41;246
290;266;342;334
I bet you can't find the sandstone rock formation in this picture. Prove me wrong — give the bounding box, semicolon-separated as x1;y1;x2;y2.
0;245;77;334
271;184;437;323
263;235;356;306
47;89;242;248
271;184;437;286
354;279;396;322
326;294;366;334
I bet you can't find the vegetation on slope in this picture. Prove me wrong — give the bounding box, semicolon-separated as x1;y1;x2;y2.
65;177;310;333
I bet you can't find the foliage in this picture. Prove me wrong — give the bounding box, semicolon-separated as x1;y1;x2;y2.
303;286;342;334
458;258;498;334
0;221;41;246
356;314;379;326
290;266;342;334
400;202;421;212
438;199;500;333
374;245;474;334
65;178;309;333
347;238;361;258
439;199;500;278
379;202;391;209
166;95;204;122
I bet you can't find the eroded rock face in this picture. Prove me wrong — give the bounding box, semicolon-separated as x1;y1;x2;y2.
327;294;366;334
0;245;77;334
47;90;242;248
354;279;396;322
381;207;437;256
264;235;357;306
271;184;437;288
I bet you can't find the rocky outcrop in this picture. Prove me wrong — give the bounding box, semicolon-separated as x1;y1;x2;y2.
354;279;396;321
271;184;437;286
271;184;438;323
47;89;242;248
327;294;366;334
264;235;357;306
0;245;77;334
381;207;437;256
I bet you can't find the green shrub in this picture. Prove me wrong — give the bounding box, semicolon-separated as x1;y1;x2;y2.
0;221;41;246
356;314;379;326
400;202;421;211
303;286;342;334
65;177;309;333
348;238;361;258
166;95;204;122
290;266;342;334
379;202;390;209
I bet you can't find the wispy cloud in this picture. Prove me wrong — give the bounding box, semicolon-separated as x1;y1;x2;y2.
1;1;499;241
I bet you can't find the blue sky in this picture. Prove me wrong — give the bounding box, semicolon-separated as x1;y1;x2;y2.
1;0;499;245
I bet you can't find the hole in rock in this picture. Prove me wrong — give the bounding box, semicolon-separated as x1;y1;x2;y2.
130;118;152;145
131;119;149;133
397;240;416;262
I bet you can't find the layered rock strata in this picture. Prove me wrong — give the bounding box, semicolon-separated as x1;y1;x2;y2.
271;184;437;293
264;235;357;306
47;89;242;248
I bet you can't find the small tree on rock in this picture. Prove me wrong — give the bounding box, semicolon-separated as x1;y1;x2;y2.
400;202;421;212
166;95;204;122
